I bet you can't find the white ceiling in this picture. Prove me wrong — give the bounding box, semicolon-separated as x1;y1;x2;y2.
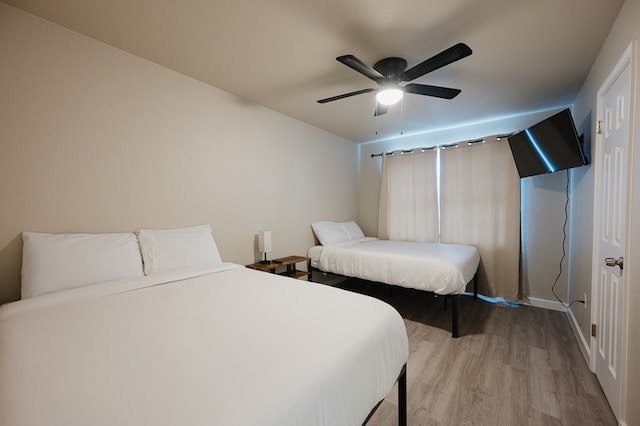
4;0;624;143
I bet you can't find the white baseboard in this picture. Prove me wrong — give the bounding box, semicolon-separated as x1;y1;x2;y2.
567;306;592;367
523;297;567;312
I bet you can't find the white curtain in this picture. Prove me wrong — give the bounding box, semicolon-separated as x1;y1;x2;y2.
378;150;438;242
439;139;521;300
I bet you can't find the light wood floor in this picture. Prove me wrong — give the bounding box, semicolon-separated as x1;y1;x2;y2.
338;280;617;426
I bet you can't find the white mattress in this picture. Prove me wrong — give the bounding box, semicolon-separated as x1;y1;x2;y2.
0;263;408;426
310;238;480;295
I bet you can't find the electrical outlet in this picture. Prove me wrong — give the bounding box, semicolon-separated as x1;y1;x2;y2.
584;293;587;308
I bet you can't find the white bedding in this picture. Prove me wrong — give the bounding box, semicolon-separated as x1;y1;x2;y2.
0;263;408;426
311;238;480;295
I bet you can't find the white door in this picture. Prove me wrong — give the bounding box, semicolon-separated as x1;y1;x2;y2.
594;49;632;420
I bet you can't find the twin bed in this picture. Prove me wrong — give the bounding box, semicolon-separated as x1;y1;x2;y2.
309;221;481;338
0;226;409;426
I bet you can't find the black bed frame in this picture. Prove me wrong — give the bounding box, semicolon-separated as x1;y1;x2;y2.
443;272;479;338
363;364;407;426
310;262;479;338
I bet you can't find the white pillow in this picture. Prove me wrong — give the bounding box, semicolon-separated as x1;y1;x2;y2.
21;232;144;299
136;225;222;275
341;220;365;240
311;221;350;245
312;220;366;245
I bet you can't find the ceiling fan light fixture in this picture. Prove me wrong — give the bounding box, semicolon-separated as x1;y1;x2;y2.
376;87;403;106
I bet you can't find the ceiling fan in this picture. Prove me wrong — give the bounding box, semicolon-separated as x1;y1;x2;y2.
317;43;472;116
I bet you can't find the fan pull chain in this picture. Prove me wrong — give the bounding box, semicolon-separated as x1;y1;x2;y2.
400;98;404;135
375;98;379;135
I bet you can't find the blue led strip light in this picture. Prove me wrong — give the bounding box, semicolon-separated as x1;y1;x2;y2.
525;129;555;172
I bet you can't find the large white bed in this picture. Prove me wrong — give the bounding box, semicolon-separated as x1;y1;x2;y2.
309;221;480;338
0;227;409;426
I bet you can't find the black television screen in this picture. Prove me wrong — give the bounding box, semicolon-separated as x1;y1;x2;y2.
507;109;588;178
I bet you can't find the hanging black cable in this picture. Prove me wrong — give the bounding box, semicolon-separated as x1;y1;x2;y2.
551;169;585;308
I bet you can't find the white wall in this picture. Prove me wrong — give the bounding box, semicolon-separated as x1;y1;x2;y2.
357;109;570;302
0;4;359;304
570;0;640;423
520;171;574;304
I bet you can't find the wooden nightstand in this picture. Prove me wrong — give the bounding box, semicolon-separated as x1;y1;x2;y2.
246;255;311;280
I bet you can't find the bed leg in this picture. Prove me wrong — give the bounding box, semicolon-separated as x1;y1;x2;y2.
307;259;312;281
452;296;459;338
398;364;407;426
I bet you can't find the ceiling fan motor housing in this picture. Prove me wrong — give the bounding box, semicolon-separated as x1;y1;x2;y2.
373;57;408;80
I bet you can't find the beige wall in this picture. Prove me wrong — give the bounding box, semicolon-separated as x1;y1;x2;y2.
570;0;640;423
0;4;358;304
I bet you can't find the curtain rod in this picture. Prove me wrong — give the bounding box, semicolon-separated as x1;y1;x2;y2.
370;132;516;158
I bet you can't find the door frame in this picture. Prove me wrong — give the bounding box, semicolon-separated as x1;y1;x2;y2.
590;41;637;421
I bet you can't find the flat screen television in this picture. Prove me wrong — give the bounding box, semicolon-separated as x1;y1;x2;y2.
507;109;589;178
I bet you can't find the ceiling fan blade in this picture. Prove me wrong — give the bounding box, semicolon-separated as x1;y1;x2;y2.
374;104;388;116
337;55;385;82
317;88;376;103
402;43;472;81
404;83;461;99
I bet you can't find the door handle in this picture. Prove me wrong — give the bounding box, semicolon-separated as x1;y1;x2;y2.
604;256;624;271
